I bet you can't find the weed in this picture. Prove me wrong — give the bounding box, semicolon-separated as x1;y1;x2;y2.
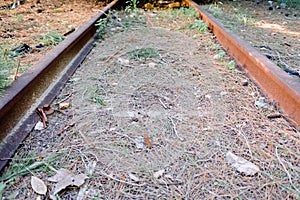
0;152;64;183
95;18;108;39
178;7;199;17
208;4;222;17
129;47;160;60
210;43;222;51
0;45;17;92
0;152;64;197
125;0;139;13
188;20;208;32
214;50;226;62
226;60;236;70
13;14;24;23
87;86;107;107
40;31;65;46
94;97;107;106
235;13;255;24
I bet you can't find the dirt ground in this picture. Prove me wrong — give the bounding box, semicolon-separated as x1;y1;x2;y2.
1;5;300;199
0;0;107;78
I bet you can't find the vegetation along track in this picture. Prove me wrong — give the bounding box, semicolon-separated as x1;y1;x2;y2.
0;0;299;198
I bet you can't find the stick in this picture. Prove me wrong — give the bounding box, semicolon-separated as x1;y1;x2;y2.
105;47;124;63
100;171;146;187
158;98;168;109
168;117;184;141
14;59;21;80
275;146;300;194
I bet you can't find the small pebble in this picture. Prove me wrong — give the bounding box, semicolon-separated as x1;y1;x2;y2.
241;79;249;86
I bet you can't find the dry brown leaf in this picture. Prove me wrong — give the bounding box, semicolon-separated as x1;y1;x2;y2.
31;176;47;195
226;151;260;176
59;102;70;110
143;134;152;148
57;122;75;135
48;168;88;196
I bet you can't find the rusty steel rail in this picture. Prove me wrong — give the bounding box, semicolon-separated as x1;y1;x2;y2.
186;0;300;128
0;0;121;171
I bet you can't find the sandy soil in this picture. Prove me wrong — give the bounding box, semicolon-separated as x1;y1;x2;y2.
0;0;107;76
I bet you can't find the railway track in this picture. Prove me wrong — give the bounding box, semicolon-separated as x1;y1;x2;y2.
0;0;299;173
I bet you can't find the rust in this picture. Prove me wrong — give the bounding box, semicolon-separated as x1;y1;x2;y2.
0;0;121;171
186;0;300;128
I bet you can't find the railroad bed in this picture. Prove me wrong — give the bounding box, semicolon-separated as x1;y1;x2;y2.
0;1;300;199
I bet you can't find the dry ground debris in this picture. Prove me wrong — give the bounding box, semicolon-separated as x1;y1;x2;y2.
0;6;300;200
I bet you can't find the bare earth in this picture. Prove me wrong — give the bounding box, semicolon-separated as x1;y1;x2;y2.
0;0;106;77
1;7;299;199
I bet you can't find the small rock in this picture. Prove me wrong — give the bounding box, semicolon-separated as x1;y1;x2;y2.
255;97;268;109
34;121;44;131
148;62;156;68
205;94;211;99
226;151;260;176
153;169;165;179
128;173;140;182
117;57;130;66
134;136;146;149
220;91;228;96
241;79;249;86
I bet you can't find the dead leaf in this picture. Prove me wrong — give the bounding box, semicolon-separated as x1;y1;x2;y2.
143;134;152;148
226;151;260;176
31;176;47;195
34;121;45;131
59;102;70;110
48;168;88;196
153;169;165;179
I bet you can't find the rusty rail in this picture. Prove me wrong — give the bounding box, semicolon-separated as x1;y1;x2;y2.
186;0;300;128
0;0;121;171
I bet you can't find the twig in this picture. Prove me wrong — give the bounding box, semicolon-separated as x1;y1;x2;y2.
14;59;21;80
238;129;253;158
100;171;146;187
55;93;73;105
114;131;136;143
158;98;168;109
226;125;253;158
168;117;184;141
275;146;300;194
36;108;48;128
105;47;124;63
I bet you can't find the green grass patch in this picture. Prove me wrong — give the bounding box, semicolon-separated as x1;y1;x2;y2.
188;20;208;32
0;45;17;92
0;152;64;183
40;31;65;46
129;47;160;60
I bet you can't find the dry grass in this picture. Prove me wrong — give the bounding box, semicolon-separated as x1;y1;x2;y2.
1;8;299;200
